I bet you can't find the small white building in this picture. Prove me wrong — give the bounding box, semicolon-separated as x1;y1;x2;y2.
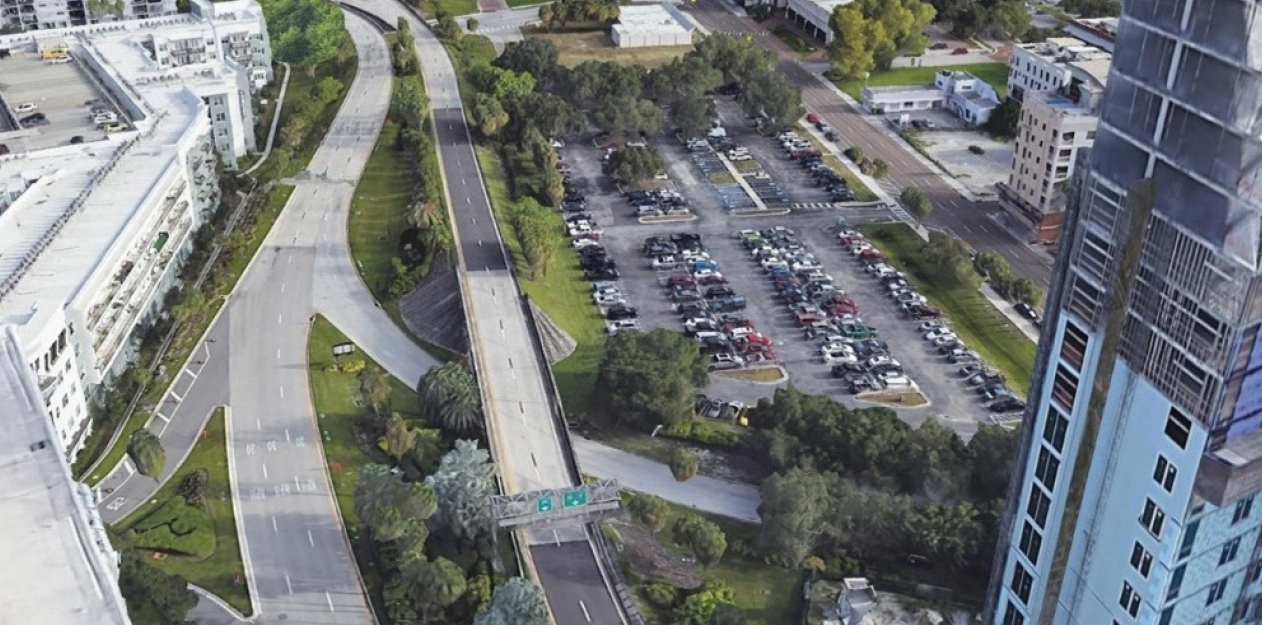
861;70;1000;126
610;4;695;48
1008;37;1110;101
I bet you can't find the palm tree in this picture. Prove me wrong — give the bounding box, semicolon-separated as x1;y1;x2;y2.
353;464;394;529
416;363;483;434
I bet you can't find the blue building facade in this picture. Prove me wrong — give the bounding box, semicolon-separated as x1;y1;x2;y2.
988;1;1262;623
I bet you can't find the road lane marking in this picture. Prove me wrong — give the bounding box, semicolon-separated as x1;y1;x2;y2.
308;529;315;547
155;411;171;422
272;517;278;533
279;386;285;399
257;418;262;430
171;391;183;402
579;600;592;622
286;574;293;594
285;429;291;442
280;283;286;293
276;348;281;360
262;463;268;479
553;530;561;546
326;592;335;612
278;314;283;325
294;476;301;490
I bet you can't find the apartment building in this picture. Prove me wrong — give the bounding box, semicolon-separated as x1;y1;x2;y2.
997;59;1108;243
0;0;176;33
0;2;270;458
0;325;132;625
1007;37;1111;101
989;2;1262;625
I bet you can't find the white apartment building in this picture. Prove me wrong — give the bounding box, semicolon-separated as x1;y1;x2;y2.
0;2;270;458
1007;37;1110;101
999;47;1109;243
0;324;131;625
0;0;177;33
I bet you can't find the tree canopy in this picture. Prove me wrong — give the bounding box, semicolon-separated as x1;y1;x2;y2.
597;329;710;429
260;0;349;69
128;429;165;478
416;362;483;434
474;578;549;625
425;440;496;543
827;0;935;78
602;146;666;185
354;463;438;547
118;545;197;624
494;39;560;85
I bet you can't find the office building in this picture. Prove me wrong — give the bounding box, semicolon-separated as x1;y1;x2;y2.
998;52;1109;243
0;1;270;458
0;324;132;625
989;2;1262;624
1006;37;1111;101
610;4;695;48
861;70;1000;126
0;0;177;34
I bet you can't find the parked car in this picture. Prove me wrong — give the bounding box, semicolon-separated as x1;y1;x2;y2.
968;145;986;155
14;102;36;113
989;397;1027;413
604;305;638;321
606;319;639;335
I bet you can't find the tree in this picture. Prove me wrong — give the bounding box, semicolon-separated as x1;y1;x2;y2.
673;582;737;625
906;501;983;568
474;578;549;625
358;366;391;415
472;93;509;138
844;146;865;162
923;231;978;287
384;414;418;463
1061;0;1121;17
990;0;1031;40
900;186;933;218
590;96;664;137
426;440;496;542
401;554;467;615
984;97;1021;139
739;71;803;130
966;424;1019;502
627;493;671;532
755;468;837;567
674;515;727;566
513;198;562;278
871;158;889;179
354;463;438;545
393;76;429;129
495;39;560;84
647;56;723;105
670;448;699;482
470;64;537;102
711;603;746;625
118;546;197;625
601;145;666;185
828;7;873;80
128;429;165;478
466;17;479;31
434;10;463;41
172;288;205;324
898;417;966;495
416;362;483;434
597;329;710;429
671;96;714;140
504;93;582;141
261;0;349;73
1010;277;1043;307
950;3;989;38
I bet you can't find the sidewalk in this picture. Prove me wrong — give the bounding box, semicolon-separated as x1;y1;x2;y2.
979;284;1041;343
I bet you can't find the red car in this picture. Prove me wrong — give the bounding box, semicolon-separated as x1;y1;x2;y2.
697;274;729;286
806;113;820;124
859;248;887;261
666;274;696;288
795;312;821;327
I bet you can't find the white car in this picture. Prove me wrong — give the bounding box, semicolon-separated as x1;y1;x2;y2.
626;140;647;148
919;320;945;332
593;293;625;307
931;335;959;348
606;319;639;335
49;56;72;64
651;255;678;269
93;111;118;124
728;153;753;161
925;329;957;342
850;244;873;256
865;355;900;370
822;347;858;365
549;138;565;148
14;102;36;114
879;372;912;387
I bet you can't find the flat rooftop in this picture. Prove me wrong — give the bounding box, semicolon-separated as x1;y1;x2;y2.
0;325;131;625
613;4;693;33
0;52;114;153
1031;90;1094;113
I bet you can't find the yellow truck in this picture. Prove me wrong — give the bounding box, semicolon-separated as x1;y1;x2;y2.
40;48;69;60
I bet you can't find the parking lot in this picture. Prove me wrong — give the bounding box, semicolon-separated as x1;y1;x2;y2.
558;120;1008;436
917;130;1013;198
0;52;113;153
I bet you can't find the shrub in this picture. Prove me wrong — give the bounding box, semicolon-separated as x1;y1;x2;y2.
627;493;670;533
176;468;209;509
663;419;741;448
900;187;932;218
128;497;215;558
844;146;864;162
128;429;165;478
643;582;680;609
670;448;699;482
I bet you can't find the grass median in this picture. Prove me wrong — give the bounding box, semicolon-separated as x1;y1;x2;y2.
835;62;1010;101
307;314;424;615
859;223;1035;394
114;409;252;616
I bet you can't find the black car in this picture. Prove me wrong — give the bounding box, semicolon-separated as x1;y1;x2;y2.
21;113;48;126
989;397;1026;413
1014;302;1042;322
704;286;736;300
968;145;986;155
578;246;607;259
605;305;638;320
69;135;85;144
674;300;709;316
580;257;615;271
832;362;865;377
585;267;619;280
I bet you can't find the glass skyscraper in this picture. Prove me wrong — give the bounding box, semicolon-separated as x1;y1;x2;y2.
988;1;1262;624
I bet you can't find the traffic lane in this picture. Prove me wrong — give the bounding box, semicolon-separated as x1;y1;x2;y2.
532;541;624;625
432;107;509;272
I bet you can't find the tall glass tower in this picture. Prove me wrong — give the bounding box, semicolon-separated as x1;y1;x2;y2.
988;2;1262;624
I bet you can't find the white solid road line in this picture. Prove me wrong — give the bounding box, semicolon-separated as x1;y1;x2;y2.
580;600;592;623
278;314;283;325
262;463;268;479
286;574;293;594
308;529;316;547
326;592;336;612
273;517;279;533
279;386;285;399
285;428;291;442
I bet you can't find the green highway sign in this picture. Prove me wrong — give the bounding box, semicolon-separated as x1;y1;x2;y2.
536;496;554;513
563;489;588;508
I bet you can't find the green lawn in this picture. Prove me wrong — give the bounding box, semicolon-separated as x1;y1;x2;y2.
474;146;608;419
115;409;252;616
771;25;817;56
307;314;424;616
618;497;802;624
505;0;541;7
793;123;878;202
859;223;1035;394
836;62;1011;100
418;0;477;17
349;119;411;301
255;59;359;181
82;185;297;487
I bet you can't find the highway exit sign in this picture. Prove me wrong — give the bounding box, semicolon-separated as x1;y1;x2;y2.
563;489;588;508
536;496;554;513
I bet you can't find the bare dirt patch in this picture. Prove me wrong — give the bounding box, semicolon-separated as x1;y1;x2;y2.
610;520;703;590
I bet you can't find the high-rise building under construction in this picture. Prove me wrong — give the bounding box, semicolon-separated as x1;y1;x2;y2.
989;1;1262;623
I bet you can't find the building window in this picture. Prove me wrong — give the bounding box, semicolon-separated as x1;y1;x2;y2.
1166;564;1185;601
1153;456;1177;492
1027;487;1051;528
1019;522;1042;565
1206;578;1227;606
1251;559;1262;583
1130;542;1152;577
1051;364;1079;411
1011;563;1034;604
1002;601;1025;625
1141;499;1166;538
1179;521;1199;560
1035;446;1060;491
1166;408;1191;448
1234;496;1254;524
1119;581;1140;617
1043;407;1070;453
1061;321;1089;370
1220;537;1241;566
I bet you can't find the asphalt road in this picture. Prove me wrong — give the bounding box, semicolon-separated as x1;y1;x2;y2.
682;0;1056;289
